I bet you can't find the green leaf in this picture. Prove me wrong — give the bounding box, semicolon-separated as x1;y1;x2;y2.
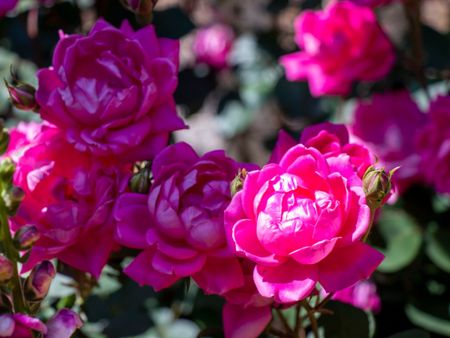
318;301;371;338
386;329;430;338
405;301;450;337
425;225;450;273
376;209;422;273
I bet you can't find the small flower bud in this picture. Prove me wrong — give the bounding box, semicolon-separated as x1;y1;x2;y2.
2;186;25;215
0;255;13;283
363;165;398;210
230;168;248;196
13;225;40;251
0;125;9;156
121;0;158;23
25;261;56;301
0;158;15;183
4;80;39;112
0;315;15;336
46;309;83;338
129;164;152;194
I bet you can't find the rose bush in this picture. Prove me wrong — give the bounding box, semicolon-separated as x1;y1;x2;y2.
225;124;384;303
280;1;395;96
36;19;186;162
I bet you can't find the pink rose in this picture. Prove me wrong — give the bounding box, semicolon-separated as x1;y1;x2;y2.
328;280;381;312
417;95;450;194
0;0;18;16
193;24;234;69
12;126;129;277
115;142;257;295
280;1;395;97
36;19;186;162
352;91;426;193
2;121;43;163
0;313;46;338
270;122;373;179
225;130;383;303
46;309;83;338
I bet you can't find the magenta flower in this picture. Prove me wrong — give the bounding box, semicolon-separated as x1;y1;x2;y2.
352;91;426;193
270;122;373;179
36;19;186;162
2;122;43;163
0;314;46;338
280;1;395;97
193;24;234;69
225;131;383;303
12;126;129;277
328;280;381;312
115;142;257;295
0;0;18;16
417;95;450;194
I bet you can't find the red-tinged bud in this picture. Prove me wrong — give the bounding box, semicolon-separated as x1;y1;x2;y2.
13;225;40;251
0;255;13;283
25;261;56;301
4;80;38;112
121;0;158;17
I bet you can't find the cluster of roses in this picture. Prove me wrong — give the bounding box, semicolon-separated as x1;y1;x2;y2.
5;0;449;337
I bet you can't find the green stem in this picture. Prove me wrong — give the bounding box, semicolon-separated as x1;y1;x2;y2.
275;308;293;336
306;308;319;338
0;201;27;313
362;208;376;242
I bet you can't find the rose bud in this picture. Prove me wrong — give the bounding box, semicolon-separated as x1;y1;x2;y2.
13;225;40;251
4;80;38;112
2;186;25;216
46;309;83;338
363;165;398;210
129;164;152;194
0;124;9;156
0;255;13;283
25;261;56;301
230;168;247;196
121;0;157;19
0;158;15;184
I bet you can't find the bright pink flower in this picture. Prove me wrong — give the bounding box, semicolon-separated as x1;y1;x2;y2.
352;91;426;193
328;280;381;312
417;95;450;194
270;122;373;179
193;24;234;69
115;142;257;295
0;0;18;16
12;126;129;277
225;132;383;303
0;313;46;338
46;309;83;338
36;19;186;162
280;1;395;97
222;260;272;338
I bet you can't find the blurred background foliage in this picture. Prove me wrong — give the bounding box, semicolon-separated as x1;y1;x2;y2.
0;0;449;337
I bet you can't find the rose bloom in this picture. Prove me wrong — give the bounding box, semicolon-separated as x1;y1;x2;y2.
328;280;381;312
115;142;257;295
11;126;129;277
36;19;186;162
225;124;383;303
193;24;234;69
2;121;43;162
417;95;450;194
0;314;46;338
280;1;395;97
0;0;18;16
352;91;426;193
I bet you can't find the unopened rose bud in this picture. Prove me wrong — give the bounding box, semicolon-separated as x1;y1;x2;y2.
230;168;248;196
13;225;40;251
363;166;398;210
0;124;9;156
121;0;157;17
0;255;13;283
25;261;56;301
2;186;25;215
129;164;152;194
0;158;15;184
46;309;83;338
4;80;38;112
